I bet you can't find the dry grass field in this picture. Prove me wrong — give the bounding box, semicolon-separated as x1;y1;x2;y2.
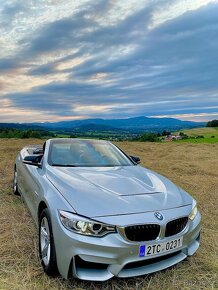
0;139;217;290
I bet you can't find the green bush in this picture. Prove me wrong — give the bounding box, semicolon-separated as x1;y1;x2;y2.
139;133;159;142
206;120;218;127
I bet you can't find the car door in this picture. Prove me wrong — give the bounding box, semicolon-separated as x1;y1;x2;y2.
20;161;44;222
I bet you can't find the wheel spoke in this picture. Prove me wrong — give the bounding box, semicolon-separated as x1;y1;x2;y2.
47;243;51;263
40;227;48;239
42;242;49;258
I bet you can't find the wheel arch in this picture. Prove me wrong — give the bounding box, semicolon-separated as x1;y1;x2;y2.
38;201;48;223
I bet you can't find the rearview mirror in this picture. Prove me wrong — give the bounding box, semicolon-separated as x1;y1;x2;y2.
23;155;42;167
130;155;141;164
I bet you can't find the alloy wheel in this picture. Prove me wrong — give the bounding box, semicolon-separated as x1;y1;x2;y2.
40;217;51;266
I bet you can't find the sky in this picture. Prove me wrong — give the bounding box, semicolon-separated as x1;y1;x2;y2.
0;0;218;123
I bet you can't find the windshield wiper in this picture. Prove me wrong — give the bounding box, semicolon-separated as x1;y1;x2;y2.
51;164;78;167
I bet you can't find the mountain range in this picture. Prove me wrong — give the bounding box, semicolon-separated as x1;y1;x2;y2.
0;116;205;133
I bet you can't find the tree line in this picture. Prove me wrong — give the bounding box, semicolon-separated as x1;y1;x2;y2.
206;119;218;127
0;128;55;138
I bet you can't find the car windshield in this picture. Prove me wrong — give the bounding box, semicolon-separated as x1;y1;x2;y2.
48;139;134;167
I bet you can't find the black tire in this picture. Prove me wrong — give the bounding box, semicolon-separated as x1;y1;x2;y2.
13;167;20;196
39;208;58;276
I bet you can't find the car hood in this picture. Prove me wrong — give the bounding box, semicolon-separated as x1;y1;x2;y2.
46;165;192;218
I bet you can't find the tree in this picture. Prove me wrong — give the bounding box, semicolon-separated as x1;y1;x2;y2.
139;133;159;142
206;120;218;127
179;131;188;139
162;130;171;136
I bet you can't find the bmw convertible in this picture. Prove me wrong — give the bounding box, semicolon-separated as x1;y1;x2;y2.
13;138;201;281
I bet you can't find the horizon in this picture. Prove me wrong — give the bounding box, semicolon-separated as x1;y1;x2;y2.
0;115;207;125
0;1;218;123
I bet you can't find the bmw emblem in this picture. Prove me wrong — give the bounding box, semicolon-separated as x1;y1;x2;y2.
154;212;163;220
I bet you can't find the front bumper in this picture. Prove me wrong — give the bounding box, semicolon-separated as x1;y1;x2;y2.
52;207;201;281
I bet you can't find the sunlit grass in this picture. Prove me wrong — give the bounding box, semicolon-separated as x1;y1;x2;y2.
175;127;218;143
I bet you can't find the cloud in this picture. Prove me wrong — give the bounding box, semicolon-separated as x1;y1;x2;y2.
0;58;20;72
0;2;26;25
0;0;218;122
150;112;218;122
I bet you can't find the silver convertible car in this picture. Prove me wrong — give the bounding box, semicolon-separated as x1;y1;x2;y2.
14;138;201;281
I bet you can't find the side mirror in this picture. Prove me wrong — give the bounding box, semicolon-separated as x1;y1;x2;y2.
130;155;141;164
23;155;43;167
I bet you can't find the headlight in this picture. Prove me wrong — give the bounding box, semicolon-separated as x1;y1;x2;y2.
58;210;116;237
189;204;198;221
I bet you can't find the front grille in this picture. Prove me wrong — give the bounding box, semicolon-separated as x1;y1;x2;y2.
165;217;188;237
125;224;160;242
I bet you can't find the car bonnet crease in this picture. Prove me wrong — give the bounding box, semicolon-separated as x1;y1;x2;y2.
46;165;192;218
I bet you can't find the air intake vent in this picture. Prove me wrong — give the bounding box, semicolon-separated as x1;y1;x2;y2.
165;217;188;237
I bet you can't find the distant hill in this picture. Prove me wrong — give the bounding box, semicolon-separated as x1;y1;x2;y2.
32;116;204;132
0;123;43;130
0;116;205;133
73;123;124;132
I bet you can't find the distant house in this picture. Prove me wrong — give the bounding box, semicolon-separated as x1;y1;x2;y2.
163;134;182;141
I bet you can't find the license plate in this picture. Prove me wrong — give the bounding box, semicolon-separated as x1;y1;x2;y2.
139;237;183;257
